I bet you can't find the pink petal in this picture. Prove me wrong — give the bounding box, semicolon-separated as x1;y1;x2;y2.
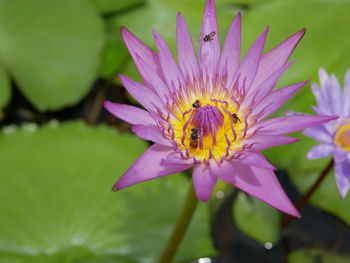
219;13;241;85
153;30;184;90
119;75;162;112
133;55;171;100
113;144;192;190
131;125;171;146
176;13;199;83
243;62;293;109
253;80;308;120
193;165;217;201
161;151;194;166
307;144;333;159
237;27;269;91
235;151;276;170
120;27;162;90
199;0;220;77
211;161;299;217
245;135;299;151
256;115;338;135
104;101;155;126
251;29;305;91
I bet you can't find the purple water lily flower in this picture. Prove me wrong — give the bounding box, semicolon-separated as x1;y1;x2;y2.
303;68;350;198
105;0;335;216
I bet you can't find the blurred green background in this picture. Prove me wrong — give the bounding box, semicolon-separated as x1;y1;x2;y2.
0;0;350;262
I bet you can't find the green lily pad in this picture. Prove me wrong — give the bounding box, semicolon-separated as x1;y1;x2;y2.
0;121;214;263
99;27;129;80
0;0;104;111
91;0;144;15
288;249;350;263
233;192;280;245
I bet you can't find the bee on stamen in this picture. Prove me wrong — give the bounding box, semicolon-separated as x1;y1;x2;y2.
203;31;216;42
190;127;200;148
232;113;241;124
192;100;202;108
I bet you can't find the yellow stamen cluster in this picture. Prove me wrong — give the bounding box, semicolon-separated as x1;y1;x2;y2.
335;122;350;152
162;80;255;163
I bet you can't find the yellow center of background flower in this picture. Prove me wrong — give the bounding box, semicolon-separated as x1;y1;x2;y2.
334;122;350;152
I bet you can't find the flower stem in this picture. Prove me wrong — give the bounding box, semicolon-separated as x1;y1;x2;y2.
159;180;198;263
282;158;334;227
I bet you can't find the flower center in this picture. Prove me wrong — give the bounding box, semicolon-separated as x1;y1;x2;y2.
334;122;350;152
191;105;224;146
158;78;256;163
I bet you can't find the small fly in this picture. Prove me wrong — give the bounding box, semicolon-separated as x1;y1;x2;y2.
190;127;200;148
232;113;241;124
192;100;202;108
203;31;216;42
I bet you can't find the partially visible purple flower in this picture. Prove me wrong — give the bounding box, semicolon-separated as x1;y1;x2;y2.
304;68;350;197
105;0;336;216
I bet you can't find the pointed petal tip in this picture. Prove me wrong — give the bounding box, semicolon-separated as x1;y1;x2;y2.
289;27;306;46
318;67;329;78
118;74;134;85
119;26;131;37
281;202;300;218
203;0;217;20
114;178;136;191
293;211;301;218
233;12;241;23
257;26;269;43
322;115;339;122
306;151;318;160
103;101;117;116
118;74;128;86
291;138;300;143
111;183;120;192
292;28;306;48
176;12;187;27
198;196;210;202
119;26;127;33
103;100;112;109
193;166;217;202
152;29;163;48
340;190;348;199
285;206;301;218
299;27;307;35
206;0;215;7
195;189;211;202
118;73;125;80
258;26;269;38
286;60;296;66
